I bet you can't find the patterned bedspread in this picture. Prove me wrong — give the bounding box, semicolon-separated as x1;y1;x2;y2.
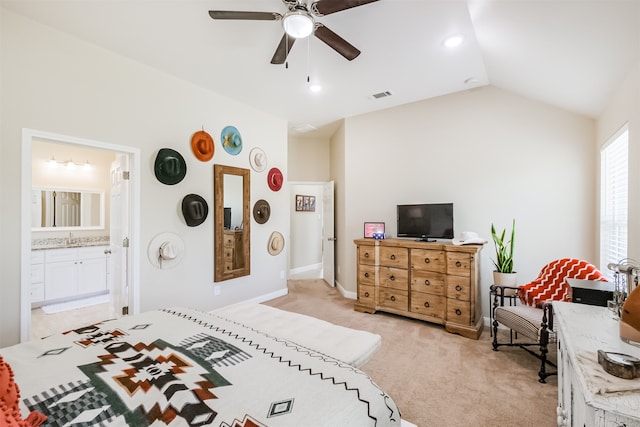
0;308;401;426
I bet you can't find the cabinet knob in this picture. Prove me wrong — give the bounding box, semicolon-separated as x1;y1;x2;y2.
424;258;430;264
390;296;396;302
455;285;462;292
390;254;396;260
424;301;430;308
104;249;112;255
456;261;462;267
364;272;369;278
424;279;430;286
389;275;395;281
364;292;370;298
455;308;462;316
364;252;370;258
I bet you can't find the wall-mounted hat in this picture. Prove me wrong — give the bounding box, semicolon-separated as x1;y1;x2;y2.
253;199;270;224
154;148;187;185
221;125;243;155
268;231;285;256
191;130;214;162
148;232;184;269
182;194;209;227
452;231;487;245
249;147;267;172
268;167;283;192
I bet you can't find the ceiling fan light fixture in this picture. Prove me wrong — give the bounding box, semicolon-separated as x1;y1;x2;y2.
283;11;314;38
443;35;464;48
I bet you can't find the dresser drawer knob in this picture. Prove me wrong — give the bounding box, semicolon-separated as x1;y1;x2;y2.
455;285;462;292
424;279;430;286
424;258;430;264
455;308;462;316
390;295;396;302
364;292;370;298
390;275;395;281
424;301;430;308
455;261;462;267
390;254;396;260
364;252;370;258
364;272;369;278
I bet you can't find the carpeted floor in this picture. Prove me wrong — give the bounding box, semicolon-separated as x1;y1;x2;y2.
265;279;557;427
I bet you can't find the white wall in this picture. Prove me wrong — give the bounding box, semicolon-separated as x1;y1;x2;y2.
339;86;597;320
288;136;331;182
0;9;289;347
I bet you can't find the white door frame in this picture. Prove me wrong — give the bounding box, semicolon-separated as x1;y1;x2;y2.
20;128;141;342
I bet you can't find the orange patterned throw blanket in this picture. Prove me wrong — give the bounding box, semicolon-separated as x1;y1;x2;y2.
518;258;607;307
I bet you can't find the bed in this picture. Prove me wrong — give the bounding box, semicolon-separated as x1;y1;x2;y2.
0;307;403;426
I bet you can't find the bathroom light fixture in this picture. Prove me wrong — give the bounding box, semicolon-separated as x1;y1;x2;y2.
46;157;93;171
48;156;59;168
283;9;314;38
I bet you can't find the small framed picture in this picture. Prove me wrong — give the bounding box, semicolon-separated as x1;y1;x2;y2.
364;222;385;238
296;195;316;212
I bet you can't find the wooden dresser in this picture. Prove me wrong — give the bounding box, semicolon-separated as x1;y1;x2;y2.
354;238;483;339
223;230;244;271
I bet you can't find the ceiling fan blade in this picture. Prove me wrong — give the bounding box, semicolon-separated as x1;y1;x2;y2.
310;0;378;16
208;10;282;21
271;34;297;64
314;24;360;61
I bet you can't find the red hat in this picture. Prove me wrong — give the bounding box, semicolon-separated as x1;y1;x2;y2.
268;167;283;192
191;130;214;162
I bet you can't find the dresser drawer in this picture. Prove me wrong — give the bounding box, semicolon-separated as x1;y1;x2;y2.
358;285;376;306
411;249;445;273
379;288;408;311
447;252;472;276
447;299;472;325
447;275;470;301
223;234;235;247
358;245;376;265
410;292;445;319
379;266;408;290
358;264;376;285
379;247;408;268
411;270;445;295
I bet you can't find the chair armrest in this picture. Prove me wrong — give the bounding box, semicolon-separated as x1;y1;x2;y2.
490;284;520;308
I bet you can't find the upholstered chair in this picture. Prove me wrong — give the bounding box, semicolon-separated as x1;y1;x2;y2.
490;258;607;383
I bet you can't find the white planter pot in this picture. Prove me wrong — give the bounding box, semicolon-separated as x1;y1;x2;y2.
493;271;518;296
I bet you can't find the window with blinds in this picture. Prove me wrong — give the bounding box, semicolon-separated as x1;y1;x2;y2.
600;125;629;280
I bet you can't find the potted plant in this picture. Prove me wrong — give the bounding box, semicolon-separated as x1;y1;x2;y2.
491;219;517;287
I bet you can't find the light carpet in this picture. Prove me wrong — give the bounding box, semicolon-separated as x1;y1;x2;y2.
40;293;110;314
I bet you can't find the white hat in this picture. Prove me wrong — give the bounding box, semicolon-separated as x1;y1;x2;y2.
249;147;267;172
452;231;487;246
148;232;184;269
267;231;285;256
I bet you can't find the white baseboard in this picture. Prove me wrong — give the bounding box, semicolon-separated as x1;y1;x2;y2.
289;263;322;275
243;288;289;304
336;280;357;300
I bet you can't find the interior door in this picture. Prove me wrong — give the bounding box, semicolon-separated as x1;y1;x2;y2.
322;181;335;286
109;154;131;317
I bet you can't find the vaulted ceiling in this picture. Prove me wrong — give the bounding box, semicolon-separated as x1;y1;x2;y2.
2;0;638;138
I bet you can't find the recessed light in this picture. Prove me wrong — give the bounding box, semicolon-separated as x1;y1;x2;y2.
309;83;322;93
443;35;463;48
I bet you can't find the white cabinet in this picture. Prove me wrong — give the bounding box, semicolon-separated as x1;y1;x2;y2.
554;302;640;427
36;246;109;303
30;251;45;303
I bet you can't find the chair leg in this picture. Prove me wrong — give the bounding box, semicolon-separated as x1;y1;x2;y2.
538;327;549;383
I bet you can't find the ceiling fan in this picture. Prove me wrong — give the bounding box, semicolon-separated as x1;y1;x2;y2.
208;0;379;64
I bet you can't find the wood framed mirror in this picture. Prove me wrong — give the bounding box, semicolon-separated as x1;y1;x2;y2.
214;164;250;282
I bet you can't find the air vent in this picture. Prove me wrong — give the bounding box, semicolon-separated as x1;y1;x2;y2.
371;91;393;99
292;124;317;133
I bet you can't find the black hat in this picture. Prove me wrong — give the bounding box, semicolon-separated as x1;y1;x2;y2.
182;194;208;227
252;199;270;224
155;148;187;185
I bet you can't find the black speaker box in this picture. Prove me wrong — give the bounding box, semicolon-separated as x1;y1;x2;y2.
569;279;615;307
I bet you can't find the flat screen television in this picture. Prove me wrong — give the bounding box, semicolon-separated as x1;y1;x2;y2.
224;207;232;229
397;203;454;241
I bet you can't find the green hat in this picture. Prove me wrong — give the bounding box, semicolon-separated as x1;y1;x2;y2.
154;148;187;185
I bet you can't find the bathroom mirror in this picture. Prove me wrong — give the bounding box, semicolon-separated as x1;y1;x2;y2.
31;188;105;231
214;164;250;282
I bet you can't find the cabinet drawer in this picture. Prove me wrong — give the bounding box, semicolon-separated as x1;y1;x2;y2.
224;248;234;261
45;248;77;262
447;252;472;276
411;249;445;273
358;264;376;285
411;270;445;295
223;234;235;247
447;299;472;325
31;283;45;303
447;276;470;301
358;245;376;265
31;264;45;283
379;288;408;311
358;284;376;306
411;292;445;319
379;247;409;268
379;266;408;290
78;246;108;259
31;250;45;264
